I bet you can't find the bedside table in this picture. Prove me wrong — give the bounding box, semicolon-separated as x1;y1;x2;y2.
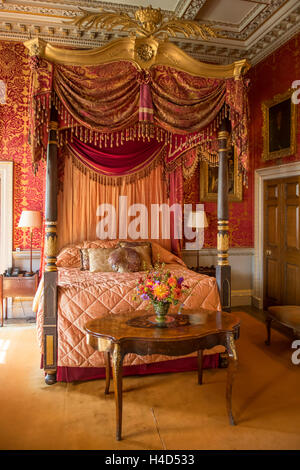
190;265;216;277
0;273;39;327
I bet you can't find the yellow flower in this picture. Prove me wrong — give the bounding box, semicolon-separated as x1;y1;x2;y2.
153;284;169;300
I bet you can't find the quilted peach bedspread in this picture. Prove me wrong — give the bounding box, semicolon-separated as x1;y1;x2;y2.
35;264;222;369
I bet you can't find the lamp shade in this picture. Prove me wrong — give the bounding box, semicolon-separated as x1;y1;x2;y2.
187;211;208;229
18;210;42;229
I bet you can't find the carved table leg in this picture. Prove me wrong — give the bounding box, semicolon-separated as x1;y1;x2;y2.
225;333;238;426
104;351;111;395
265;316;272;346
197;350;203;385
112;342;123;441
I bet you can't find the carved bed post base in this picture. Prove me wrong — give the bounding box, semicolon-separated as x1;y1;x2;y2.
45;370;57;385
216;264;231;312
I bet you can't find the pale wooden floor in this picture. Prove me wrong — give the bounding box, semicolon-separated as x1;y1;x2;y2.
1;309;300;450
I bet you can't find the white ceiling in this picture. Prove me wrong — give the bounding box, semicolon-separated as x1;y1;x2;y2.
197;0;257;25
91;0;182;11
0;0;299;65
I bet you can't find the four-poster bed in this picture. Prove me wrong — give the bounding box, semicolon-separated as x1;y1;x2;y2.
26;6;250;385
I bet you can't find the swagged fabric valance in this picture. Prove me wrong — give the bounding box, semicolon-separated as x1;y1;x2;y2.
28;54;249;184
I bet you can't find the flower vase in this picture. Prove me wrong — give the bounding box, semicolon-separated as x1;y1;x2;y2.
153;301;171;327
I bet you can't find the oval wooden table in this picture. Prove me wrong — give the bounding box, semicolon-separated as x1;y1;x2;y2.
85;308;240;440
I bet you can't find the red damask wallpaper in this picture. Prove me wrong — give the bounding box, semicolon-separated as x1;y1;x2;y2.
183;164;253;248
248;33;300;172
0;41;45;250
184;32;300;249
0;34;299;252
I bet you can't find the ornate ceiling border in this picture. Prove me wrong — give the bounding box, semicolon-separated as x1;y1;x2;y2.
0;0;298;66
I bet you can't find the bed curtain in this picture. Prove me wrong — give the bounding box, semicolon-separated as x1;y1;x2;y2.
28;54;249;263
29;58;249;181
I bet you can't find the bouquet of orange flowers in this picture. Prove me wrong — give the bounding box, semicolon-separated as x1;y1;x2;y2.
133;263;189;309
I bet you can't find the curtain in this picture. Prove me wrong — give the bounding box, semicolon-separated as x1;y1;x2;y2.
67;135;165;182
29;58;250;183
54;61;139;132
150;65;226;134
57;156;171;251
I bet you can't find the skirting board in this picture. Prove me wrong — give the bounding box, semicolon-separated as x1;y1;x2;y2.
231;289;253;307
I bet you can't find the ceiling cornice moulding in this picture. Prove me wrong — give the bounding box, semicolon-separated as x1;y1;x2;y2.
0;0;299;66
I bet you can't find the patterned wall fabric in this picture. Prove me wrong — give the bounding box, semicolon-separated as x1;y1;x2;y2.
1;34;299;252
183;163;253;248
248;33;300;172
0;41;44;250
184;32;300;249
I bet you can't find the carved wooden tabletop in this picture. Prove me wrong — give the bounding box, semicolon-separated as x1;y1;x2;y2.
85;308;240;440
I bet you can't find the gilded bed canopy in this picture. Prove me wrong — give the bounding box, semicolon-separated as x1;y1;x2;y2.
24;5;250;185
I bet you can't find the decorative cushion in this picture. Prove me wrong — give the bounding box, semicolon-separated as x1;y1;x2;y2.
57;246;81;268
118;241;152;271
80;248;90;271
80;239;118;250
108;247;141;273
151;241;186;267
88;247;116;272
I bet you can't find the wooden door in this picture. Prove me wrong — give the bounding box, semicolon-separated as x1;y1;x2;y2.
264;176;300;308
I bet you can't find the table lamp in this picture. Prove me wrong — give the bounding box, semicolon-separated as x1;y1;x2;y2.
18;210;42;276
187;211;209;270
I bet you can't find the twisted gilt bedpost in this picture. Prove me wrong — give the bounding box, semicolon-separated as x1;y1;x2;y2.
43;106;58;385
216;119;231;312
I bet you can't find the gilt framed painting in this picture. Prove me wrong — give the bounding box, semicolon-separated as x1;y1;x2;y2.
200;146;242;202
262;89;297;161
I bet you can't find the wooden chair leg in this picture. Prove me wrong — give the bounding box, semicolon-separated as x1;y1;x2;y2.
265;316;272;346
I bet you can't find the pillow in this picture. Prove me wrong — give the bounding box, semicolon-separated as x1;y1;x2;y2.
151;241;186;267
80;241;118;270
88;247;116;272
118;241;153;270
80;248;90;271
57;245;81;268
81;239;118;250
57;240;119;269
108;247;141;273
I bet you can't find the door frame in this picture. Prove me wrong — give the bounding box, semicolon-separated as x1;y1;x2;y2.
0;161;13;274
253;161;300;310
